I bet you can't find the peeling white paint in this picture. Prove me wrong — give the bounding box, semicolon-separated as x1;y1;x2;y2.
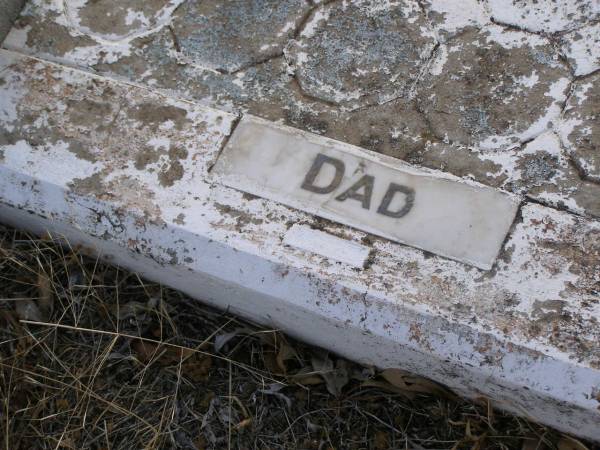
1;4;600;440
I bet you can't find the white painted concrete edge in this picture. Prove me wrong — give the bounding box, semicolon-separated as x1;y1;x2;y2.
2;184;599;441
1;49;599;441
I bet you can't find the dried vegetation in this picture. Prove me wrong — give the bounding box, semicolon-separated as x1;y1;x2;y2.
0;224;597;450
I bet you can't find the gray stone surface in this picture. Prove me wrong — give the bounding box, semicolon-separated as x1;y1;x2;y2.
487;0;600;33
0;0;25;43
286;0;436;109
417;25;570;149
171;0;311;73
560;22;600;77
1;1;598;215
558;73;600;183
2;1;600;216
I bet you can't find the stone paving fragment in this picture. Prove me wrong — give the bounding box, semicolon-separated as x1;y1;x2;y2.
421;0;489;41
487;0;600;33
558;73;600;183
0;50;235;222
4;0;600;225
417;25;571;150
2;51;600;441
560;22;600;77
63;0;185;42
0;0;26;42
286;0;436;109
170;0;311;73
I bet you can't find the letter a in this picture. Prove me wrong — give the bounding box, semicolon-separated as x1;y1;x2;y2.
301;153;345;194
335;175;375;210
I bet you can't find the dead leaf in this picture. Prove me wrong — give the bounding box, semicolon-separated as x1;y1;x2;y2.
276;340;298;374
194;435;207;450
557;436;589;450
55;398;70;411
380;368;454;399
132;339;204;373
311;351;349;396
131;340;161;363
182;355;212;382
264;352;281;374
109;300;156;321
214;327;254;352
288;367;324;386
521;434;547;450
234;417;252;430
374;430;390;450
258;383;292;408
360;380;416;399
15;299;44;322
36;272;54;320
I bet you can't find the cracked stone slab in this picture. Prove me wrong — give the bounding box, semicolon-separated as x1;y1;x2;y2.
414;131;600;218
0;0;26;42
558;73;600;183
1;50;600;442
487;0;600;33
559;22;600;77
286;0;436;109
4;0;600;222
420;0;489;41
418;25;571;150
170;0;311;73
63;0;186;42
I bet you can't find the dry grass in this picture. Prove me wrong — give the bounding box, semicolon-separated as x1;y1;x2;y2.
0;223;597;450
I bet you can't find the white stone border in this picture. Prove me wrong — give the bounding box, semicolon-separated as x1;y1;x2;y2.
1;49;599;442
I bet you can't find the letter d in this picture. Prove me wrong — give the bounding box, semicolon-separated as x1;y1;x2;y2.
301;153;345;194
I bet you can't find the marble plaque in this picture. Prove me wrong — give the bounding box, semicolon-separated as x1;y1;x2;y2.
212;116;519;270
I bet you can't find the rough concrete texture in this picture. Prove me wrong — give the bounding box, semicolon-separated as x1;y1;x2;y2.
0;0;26;42
1;50;600;441
1;0;600;441
558;73;600;183
559;22;600;77
4;0;600;220
286;0;436;109
487;0;600;33
171;0;311;73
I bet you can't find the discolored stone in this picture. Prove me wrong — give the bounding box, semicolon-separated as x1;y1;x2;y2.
559;22;600;77
0;0;26;42
558;73;600;182
0;55;230;221
2;0;599;223
64;0;185;41
418;26;571;150
286;0;436;109
3;52;600;442
170;0;311;73
421;0;489;41
487;0;600;33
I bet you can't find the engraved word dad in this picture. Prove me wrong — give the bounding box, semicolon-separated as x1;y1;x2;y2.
301;153;415;219
212;116;518;270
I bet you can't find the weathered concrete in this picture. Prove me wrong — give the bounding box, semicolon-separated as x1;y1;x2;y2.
5;0;600;220
213;115;519;270
0;0;26;42
488;0;600;33
1;0;600;441
1;50;600;441
559;22;600;77
286;0;436;109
